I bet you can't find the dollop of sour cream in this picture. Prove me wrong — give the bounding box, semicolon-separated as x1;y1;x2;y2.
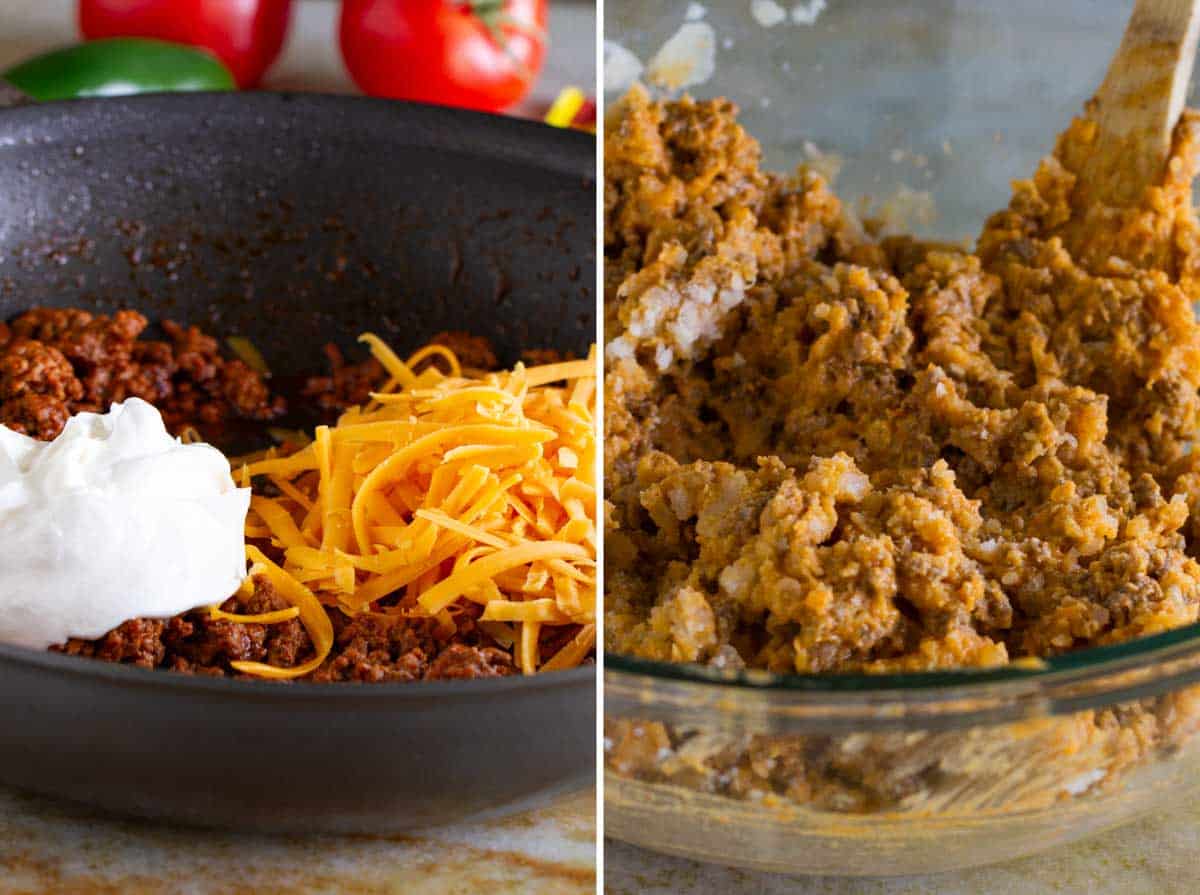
0;399;249;650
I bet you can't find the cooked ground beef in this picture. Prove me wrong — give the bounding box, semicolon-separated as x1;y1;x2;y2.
297;330;535;416
297;329;573;419
604;87;1200;673
4;311;547;683
52;576;516;682
603;87;1200;814
299;342;385;414
0;307;283;442
433;329;499;372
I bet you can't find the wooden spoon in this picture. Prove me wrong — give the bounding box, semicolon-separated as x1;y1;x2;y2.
1077;0;1200;206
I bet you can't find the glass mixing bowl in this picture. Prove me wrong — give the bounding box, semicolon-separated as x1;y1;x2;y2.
604;0;1200;876
606;0;1200;239
606;627;1200;875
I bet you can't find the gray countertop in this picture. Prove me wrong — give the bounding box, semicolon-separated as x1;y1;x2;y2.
2;786;595;894
606;792;1200;894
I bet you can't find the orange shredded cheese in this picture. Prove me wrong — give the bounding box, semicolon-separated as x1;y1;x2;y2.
210;604;301;625
542;624;597;672
230;546;335;680
236;338;597;677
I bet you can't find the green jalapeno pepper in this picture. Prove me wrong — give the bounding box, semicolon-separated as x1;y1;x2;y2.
3;38;237;102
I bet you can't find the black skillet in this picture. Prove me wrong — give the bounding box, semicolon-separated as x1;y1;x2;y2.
0;85;595;832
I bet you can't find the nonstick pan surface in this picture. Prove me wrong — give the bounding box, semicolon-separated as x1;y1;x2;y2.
0;91;595;833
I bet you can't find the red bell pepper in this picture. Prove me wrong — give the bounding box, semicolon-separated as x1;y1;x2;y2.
339;0;548;113
78;0;293;89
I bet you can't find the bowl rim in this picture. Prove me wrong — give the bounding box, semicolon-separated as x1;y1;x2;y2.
605;620;1200;721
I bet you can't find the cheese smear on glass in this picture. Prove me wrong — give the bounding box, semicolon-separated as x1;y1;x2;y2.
0;398;250;650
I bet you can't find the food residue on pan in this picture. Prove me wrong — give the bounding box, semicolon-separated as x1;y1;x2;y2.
751;0;828;28
604;41;645;94
801;139;845;184
645;23;717;91
606;1;830;103
750;0;788;29
790;0;827;26
872;183;938;234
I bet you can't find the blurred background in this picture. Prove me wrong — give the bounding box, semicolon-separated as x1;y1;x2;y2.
1;0;596;122
606;0;1183;240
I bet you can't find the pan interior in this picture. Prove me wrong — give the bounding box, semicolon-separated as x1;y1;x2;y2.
0;92;596;373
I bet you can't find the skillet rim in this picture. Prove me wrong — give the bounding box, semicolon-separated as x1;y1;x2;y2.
0;89;597;180
0;90;597;702
0;641;594;698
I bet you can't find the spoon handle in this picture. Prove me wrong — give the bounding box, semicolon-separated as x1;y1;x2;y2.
1083;0;1200;205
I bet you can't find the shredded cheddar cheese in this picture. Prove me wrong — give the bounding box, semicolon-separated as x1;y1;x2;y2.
235;336;597;678
231;546;335;680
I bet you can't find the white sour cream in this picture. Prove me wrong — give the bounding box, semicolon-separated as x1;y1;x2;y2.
0;398;250;650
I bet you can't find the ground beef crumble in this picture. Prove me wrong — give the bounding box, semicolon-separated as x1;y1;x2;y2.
5;317;558;683
0;307;283;442
603;87;1200;814
604;86;1200;673
298;329;572;415
52;575;518;683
